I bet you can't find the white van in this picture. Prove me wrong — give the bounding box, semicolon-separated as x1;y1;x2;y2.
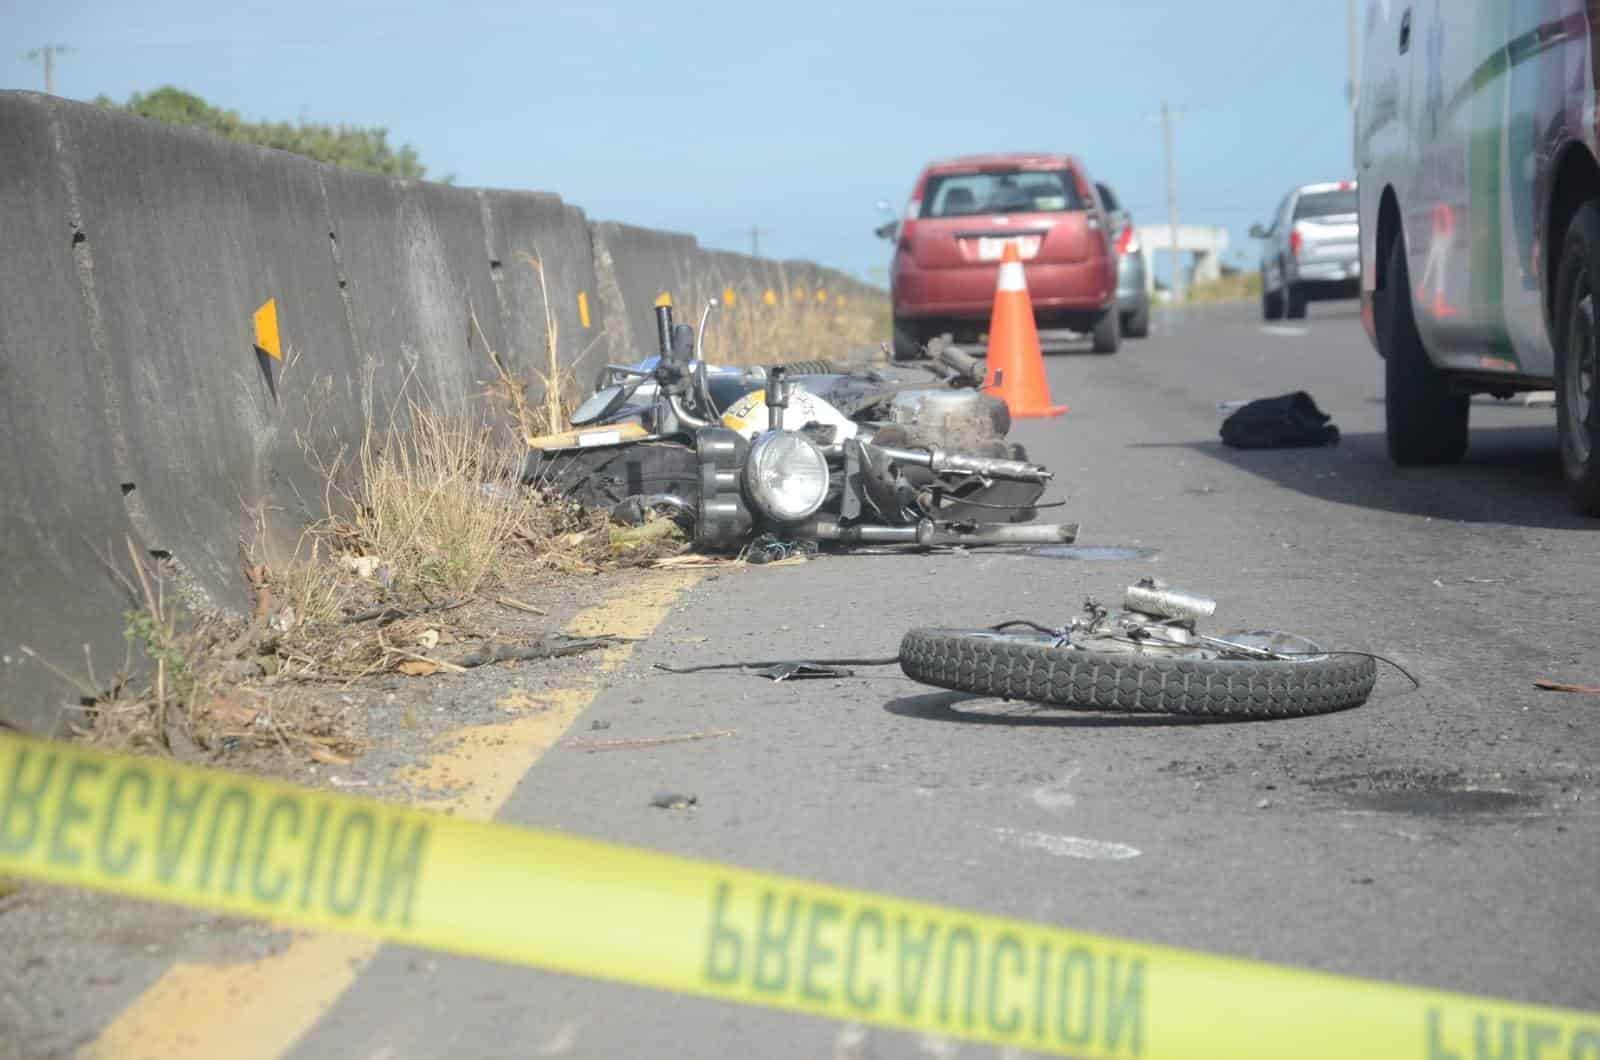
1356;3;1600;513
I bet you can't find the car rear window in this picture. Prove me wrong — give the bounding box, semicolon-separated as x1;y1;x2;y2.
1293;189;1357;220
921;170;1085;218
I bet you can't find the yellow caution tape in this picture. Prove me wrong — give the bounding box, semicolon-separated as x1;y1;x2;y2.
1;731;1594;1059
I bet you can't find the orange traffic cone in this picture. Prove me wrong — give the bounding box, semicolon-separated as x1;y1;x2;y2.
982;243;1066;418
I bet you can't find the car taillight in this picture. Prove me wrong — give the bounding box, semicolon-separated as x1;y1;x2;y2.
1117;226;1140;255
1290;229;1303;258
897;220;916;256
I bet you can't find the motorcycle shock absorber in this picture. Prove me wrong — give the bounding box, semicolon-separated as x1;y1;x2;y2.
654;300;675;359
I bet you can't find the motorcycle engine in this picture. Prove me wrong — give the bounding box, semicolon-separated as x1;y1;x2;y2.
883;388;1012;450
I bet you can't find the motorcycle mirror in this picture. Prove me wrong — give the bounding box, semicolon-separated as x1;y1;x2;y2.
570;380;642;426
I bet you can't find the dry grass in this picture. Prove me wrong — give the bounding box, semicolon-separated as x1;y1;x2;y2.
19;371;599;764
1184;271;1262;305
480;253;588;442
20;540;353;765
676;270;889;365
333;396;531;597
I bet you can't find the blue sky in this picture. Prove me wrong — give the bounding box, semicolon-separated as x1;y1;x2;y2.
2;0;1356;283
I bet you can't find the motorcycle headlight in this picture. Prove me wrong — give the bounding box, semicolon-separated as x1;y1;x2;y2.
742;431;829;523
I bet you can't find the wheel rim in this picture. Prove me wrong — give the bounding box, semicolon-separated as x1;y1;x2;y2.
954;628;1327;662
1566;274;1597;466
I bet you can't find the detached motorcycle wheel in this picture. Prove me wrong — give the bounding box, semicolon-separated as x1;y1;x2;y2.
899;628;1376;717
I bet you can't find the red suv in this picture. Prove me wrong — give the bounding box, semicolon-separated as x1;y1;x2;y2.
885;153;1121;359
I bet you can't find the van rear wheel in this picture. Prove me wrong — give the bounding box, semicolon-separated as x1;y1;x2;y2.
1285;282;1308;319
1262;284;1284;320
1554;202;1600;515
1380;235;1468;465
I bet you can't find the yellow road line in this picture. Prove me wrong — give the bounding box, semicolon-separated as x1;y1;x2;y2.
79;572;699;1060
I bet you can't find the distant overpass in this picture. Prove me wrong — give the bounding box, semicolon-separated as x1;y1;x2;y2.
1133;223;1230;289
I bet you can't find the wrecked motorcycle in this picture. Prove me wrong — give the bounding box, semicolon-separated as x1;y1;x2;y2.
526;303;1077;552
899;578;1380;717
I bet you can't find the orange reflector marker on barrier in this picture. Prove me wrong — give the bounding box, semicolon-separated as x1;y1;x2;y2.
654;292;673;308
816;288;828;303
763;289;777;306
578;291;591;329
793;287;807;302
253;298;281;360
722;286;737;306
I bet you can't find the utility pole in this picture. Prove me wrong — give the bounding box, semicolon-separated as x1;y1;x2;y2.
1161;101;1184;302
749;225;773;259
24;45;69;95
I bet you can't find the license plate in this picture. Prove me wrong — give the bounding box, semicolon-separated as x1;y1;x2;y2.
975;236;1041;262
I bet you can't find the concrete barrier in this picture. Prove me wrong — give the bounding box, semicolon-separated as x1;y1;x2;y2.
0;90;882;732
588;221;699;358
479;190;612;391
321;170;497;402
0;94;144;734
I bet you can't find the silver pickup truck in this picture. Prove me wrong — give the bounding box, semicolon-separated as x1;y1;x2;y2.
1251;181;1359;320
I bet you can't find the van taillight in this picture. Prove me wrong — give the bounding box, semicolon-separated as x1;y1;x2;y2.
1289;229;1303;258
1117;226;1140;254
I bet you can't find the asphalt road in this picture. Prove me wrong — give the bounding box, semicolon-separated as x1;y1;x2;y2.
18;299;1600;1058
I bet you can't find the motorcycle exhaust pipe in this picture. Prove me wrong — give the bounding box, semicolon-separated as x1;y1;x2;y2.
794;519;1079;547
1123;580;1217;622
793;518;921;543
875;445;1052;483
920;522;1079;546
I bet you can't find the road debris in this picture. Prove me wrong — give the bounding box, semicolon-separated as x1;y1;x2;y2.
494;596;548;616
654;654;899;679
568;728;735;752
342;598;466;626
451;635;619;668
306;745;353;767
650;791;698;810
751;662;855;681
1535;679;1600;695
1220;391;1340;449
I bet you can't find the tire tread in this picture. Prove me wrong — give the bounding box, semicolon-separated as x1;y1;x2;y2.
899;628;1377;717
